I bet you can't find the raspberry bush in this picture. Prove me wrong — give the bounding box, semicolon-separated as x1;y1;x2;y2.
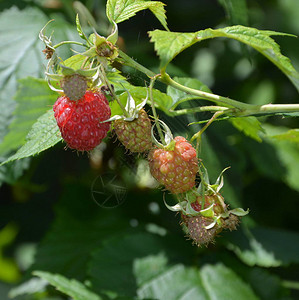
1;0;299;299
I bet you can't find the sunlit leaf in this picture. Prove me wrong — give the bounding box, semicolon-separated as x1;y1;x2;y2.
106;0;168;30
149;26;299;91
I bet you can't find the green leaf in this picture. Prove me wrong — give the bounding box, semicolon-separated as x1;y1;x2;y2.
230;117;264;142
106;0;168;30
166;77;212;110
137;264;205;300
271;129;299;143
137;263;258;300
89;232;192;297
0;7;48;147
199;264;258;300
0;78;57;156
218;0;248;25
33;271;102;300
226;227;299;267
0;110;62;166
149;30;198;70
0;7;47;89
149;25;299;91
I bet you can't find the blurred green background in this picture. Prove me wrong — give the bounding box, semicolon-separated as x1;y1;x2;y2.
0;0;299;299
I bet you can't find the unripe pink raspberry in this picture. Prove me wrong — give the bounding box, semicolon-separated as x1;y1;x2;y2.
148;136;198;194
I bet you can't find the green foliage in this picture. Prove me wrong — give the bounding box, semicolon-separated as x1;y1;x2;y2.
1;0;299;300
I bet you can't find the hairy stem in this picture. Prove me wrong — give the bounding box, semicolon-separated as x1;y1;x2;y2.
169;106;229;116
191;111;225;142
235;103;299;116
149;76;166;145
54;41;88;49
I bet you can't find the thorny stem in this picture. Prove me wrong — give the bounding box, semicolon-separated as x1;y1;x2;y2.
149;75;166;145
100;65;129;118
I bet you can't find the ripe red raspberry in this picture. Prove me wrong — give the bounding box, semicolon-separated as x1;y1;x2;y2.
53;90;111;151
113;109;152;153
148;136;198;194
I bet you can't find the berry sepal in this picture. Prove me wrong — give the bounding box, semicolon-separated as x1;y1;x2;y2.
104;89;148;122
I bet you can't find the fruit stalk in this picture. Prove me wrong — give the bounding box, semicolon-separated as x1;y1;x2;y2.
149;75;166;145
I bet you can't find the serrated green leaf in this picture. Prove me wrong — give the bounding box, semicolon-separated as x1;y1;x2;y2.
1;110;62;166
166;77;212;109
149;30;198;70
0;78;57;156
226;227;299;267
230;116;264;142
149;25;299;91
138;263;258;300
106;0;168;30
33;271;102;300
218;0;248;25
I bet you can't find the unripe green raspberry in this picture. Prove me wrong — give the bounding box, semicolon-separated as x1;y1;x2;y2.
113;109;153;153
